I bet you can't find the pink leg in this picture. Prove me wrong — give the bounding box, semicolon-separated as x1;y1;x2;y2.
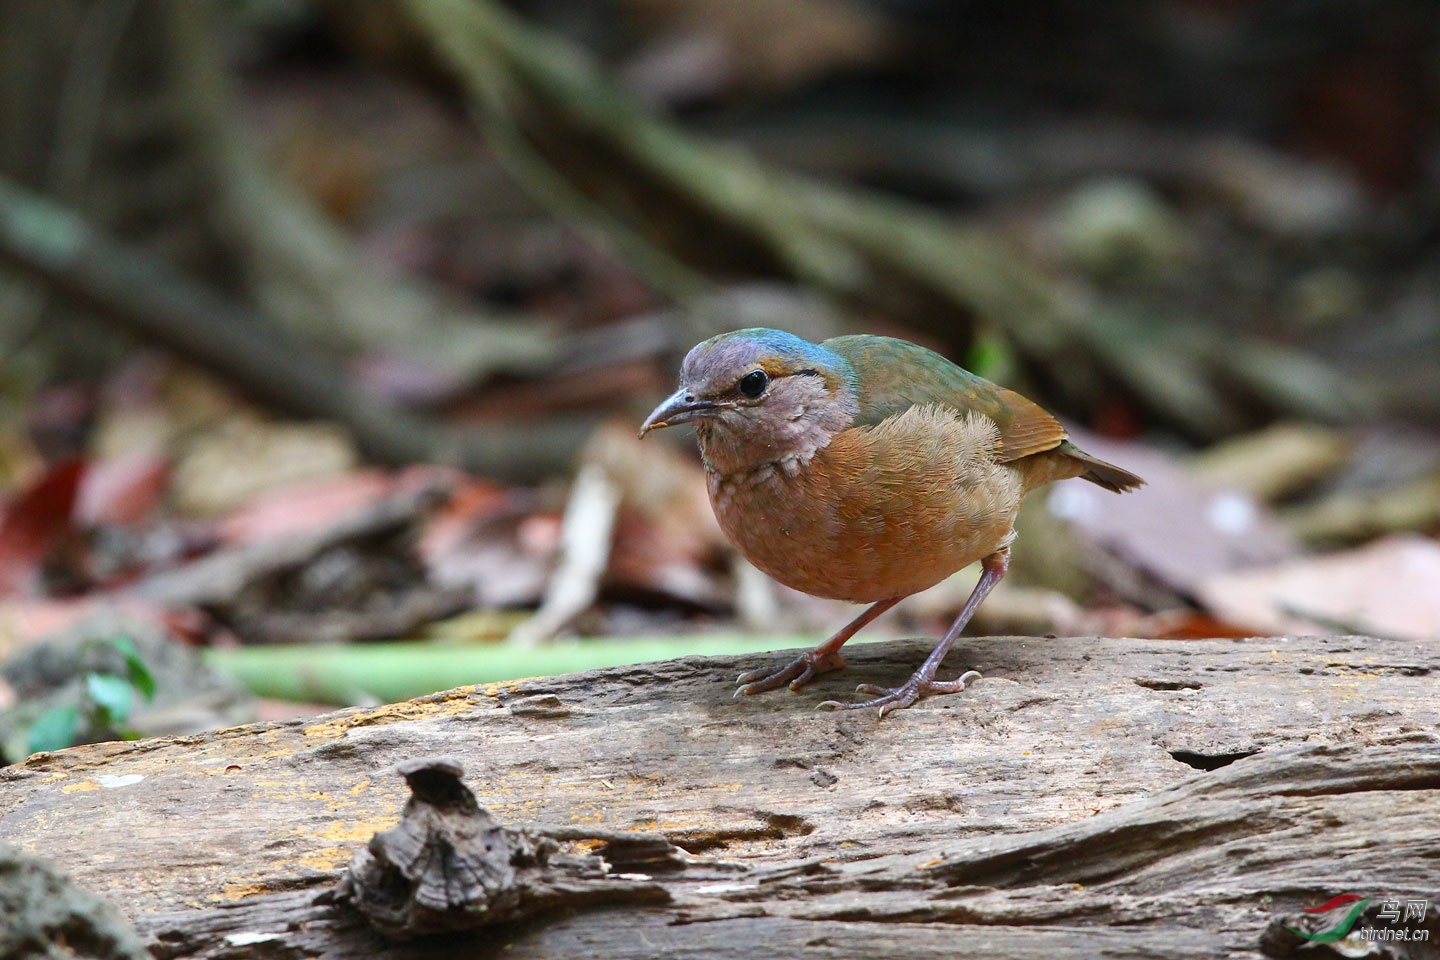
818;549;1009;717
734;597;901;696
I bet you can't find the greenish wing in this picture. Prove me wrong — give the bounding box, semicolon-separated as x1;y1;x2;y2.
822;335;1067;463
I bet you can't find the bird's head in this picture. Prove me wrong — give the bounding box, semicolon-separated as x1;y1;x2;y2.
640;328;858;474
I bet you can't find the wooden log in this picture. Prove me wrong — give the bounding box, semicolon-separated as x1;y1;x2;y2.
1;634;1436;958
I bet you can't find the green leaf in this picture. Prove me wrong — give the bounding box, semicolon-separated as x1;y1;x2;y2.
86;672;134;727
965;332;1014;381
27;706;80;754
111;635;156;701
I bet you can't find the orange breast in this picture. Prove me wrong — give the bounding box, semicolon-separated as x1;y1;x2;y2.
707;406;1025;603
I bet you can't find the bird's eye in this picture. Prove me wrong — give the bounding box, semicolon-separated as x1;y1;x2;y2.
738;370;768;398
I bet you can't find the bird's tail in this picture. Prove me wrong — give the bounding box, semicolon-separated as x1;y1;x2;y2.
1057;440;1145;493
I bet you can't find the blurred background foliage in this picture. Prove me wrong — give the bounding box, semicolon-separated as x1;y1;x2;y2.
1;0;1438;756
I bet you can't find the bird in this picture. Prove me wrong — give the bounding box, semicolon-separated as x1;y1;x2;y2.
639;328;1144;716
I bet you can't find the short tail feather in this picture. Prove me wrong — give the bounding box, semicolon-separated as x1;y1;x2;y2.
1058;440;1145;493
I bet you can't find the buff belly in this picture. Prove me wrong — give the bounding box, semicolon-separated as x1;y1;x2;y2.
707;408;1025;604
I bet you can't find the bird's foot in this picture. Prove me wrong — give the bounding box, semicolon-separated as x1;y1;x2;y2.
735;651;848;696
817;669;982;717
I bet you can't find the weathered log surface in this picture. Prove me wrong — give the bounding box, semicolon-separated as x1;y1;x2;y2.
1;634;1437;959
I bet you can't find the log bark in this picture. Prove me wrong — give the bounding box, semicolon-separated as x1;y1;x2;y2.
1;634;1436;959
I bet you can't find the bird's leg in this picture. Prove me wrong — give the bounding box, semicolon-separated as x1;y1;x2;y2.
734;597;901;696
818;548;1009;717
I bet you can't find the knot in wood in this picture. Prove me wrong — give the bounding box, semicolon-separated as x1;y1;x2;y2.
336;757;555;939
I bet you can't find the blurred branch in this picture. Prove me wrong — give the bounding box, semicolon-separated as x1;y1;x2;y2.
159;0;558;388
735;117;1372;239
1283;472;1440;544
131;471;449;607
398;0;1368;437
0;175;588;479
48;0;138;203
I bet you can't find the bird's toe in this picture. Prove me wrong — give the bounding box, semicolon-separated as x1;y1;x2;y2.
925;669;982;694
735;650;847;696
735;659;806;696
815;683;913;712
814;669;982;716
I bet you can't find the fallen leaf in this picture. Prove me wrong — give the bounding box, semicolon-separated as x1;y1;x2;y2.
416;479;553;609
414;476;512;561
0;459;87;596
26;385;94;460
75;452;170;527
171;416;357;517
509;462;621;645
218;469;398;545
622;0;894;101
1189;421;1352;502
1047;432;1298;597
584;419;727;604
1196;534;1440;640
0;596;197;662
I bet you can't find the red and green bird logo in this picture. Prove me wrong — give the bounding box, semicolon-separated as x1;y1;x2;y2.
1286;894;1373;943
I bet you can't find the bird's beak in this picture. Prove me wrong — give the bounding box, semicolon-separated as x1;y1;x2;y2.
639;388;719;437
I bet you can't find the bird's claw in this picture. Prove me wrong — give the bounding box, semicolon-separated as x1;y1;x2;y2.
735;652;847;696
734;661;810;697
815;683;921;716
815;669;982;717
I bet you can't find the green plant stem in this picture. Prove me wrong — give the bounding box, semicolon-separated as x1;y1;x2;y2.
203;635;881;706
